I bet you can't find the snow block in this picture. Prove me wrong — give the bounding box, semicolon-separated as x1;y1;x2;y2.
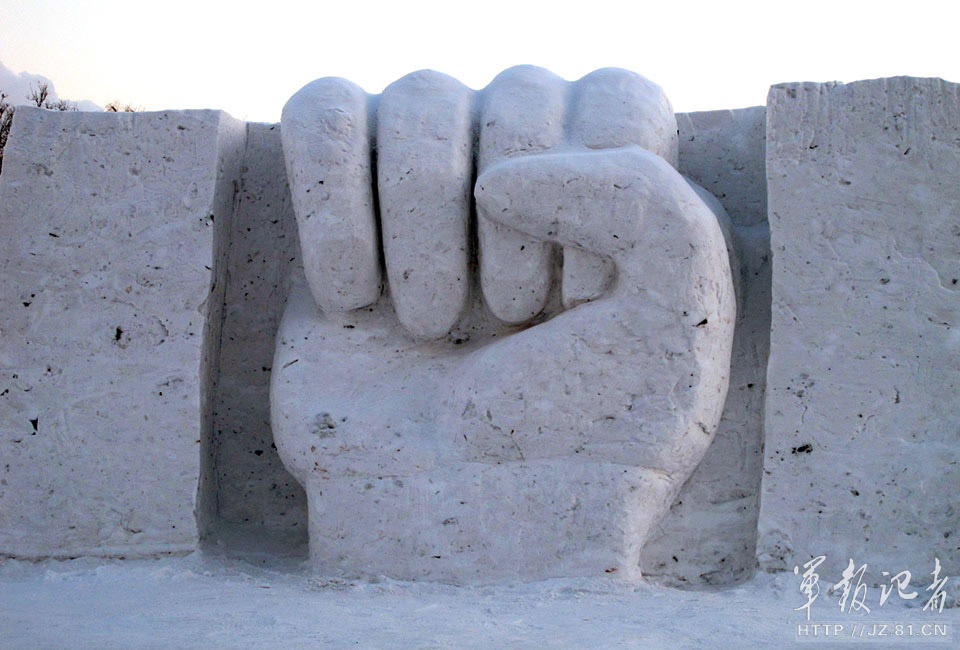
758;78;960;579
0;107;245;558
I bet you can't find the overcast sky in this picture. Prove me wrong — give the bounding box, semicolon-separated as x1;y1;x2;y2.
1;0;958;122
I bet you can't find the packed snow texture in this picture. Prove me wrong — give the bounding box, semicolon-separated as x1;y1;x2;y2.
1;548;956;649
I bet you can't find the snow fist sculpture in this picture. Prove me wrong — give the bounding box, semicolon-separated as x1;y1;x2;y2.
271;67;736;583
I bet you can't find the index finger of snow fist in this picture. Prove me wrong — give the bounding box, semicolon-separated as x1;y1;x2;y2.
569;68;678;163
561;69;680;309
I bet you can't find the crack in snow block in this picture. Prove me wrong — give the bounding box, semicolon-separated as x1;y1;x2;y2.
210;122;307;533
758;78;960;579
0;107;245;558
273;68;736;583
641;106;771;586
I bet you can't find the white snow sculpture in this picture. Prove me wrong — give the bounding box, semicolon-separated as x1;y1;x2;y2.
272;67;736;582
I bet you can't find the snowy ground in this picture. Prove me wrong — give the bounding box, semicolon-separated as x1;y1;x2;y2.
1;543;956;649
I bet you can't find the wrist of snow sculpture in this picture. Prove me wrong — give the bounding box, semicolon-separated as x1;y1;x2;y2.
271;67;735;583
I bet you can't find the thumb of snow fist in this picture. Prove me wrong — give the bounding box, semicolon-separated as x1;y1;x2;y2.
272;67;736;583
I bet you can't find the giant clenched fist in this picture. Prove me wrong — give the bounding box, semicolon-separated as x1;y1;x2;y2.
271;66;735;583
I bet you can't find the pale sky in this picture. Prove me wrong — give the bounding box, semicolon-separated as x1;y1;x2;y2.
1;0;958;122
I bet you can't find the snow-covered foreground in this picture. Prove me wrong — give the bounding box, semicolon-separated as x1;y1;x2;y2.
1;546;956;649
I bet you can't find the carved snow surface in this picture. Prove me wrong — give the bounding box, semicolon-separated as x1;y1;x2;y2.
758;77;960;580
274;67;735;583
0;108;246;557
